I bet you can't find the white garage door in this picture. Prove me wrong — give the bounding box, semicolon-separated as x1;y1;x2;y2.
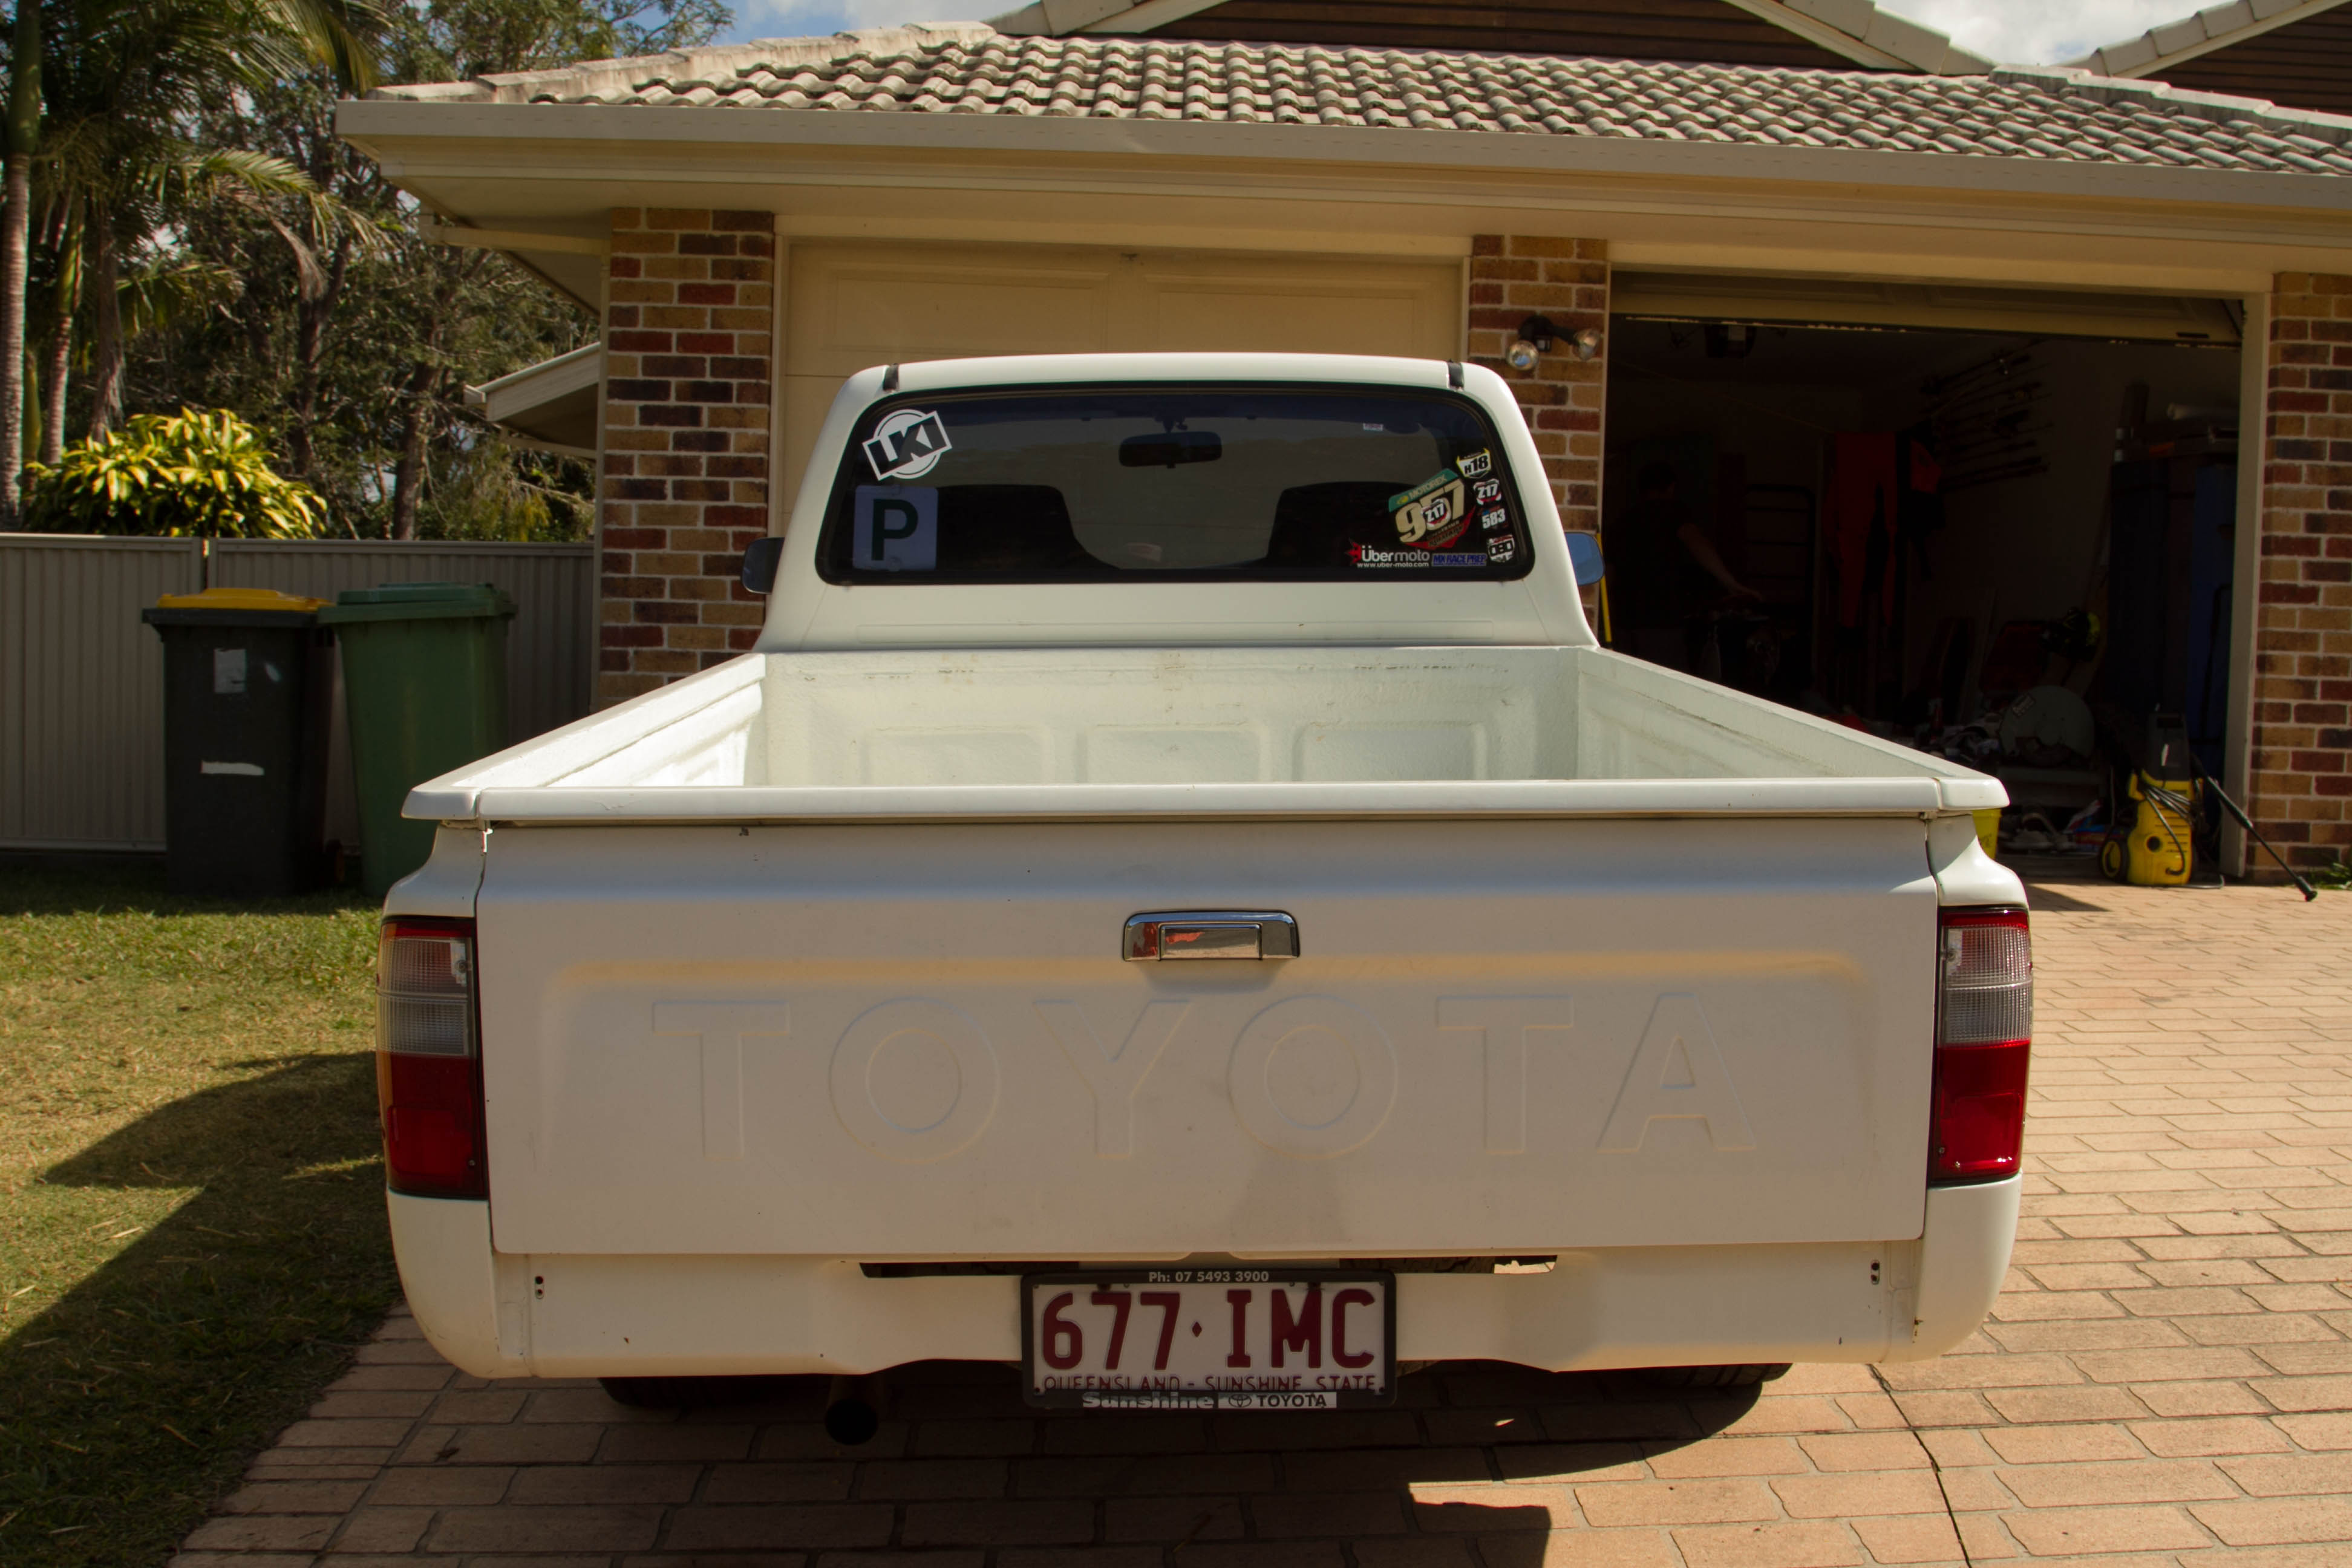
778;242;1464;503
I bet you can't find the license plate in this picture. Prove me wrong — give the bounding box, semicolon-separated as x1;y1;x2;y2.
1022;1269;1394;1410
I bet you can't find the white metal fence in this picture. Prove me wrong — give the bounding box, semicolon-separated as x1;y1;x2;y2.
0;535;594;852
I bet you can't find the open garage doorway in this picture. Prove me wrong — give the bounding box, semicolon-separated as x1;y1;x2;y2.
1602;276;2243;857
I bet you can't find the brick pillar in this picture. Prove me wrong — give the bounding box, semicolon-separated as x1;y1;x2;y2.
2253;273;2352;875
598;207;774;707
1466;237;1607;538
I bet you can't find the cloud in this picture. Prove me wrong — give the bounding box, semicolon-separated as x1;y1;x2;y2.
723;0;997;40
716;1;2210;65
1853;1;2203;64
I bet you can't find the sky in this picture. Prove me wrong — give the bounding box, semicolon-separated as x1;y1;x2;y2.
713;1;2207;67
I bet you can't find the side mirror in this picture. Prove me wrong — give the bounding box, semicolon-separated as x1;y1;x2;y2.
1564;531;1605;587
741;536;785;595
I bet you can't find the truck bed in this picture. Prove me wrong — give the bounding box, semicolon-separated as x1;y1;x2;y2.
410;645;2005;1263
413;644;2002;823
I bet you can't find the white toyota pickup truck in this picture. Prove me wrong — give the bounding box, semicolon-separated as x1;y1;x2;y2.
376;353;2029;1419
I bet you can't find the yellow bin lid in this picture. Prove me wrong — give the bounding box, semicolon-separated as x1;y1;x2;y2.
154;586;328;612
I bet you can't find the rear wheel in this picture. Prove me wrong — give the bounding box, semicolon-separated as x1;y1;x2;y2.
1636;1364;1791;1390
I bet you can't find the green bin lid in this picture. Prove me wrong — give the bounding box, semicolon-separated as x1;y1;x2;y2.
318;580;515;624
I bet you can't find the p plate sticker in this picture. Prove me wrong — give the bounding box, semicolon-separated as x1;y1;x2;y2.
1457;448;1494;479
852;485;938;571
863;408;953;482
1389;469;1469;549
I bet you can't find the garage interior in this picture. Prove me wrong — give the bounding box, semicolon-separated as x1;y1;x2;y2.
1602;274;2245;864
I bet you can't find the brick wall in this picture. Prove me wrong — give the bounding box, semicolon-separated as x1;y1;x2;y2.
2254;273;2352;875
1465;237;1609;539
598;207;775;707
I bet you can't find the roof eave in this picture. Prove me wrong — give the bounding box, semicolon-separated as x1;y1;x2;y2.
988;0;1993;74
334;97;2352;220
2070;0;2352;80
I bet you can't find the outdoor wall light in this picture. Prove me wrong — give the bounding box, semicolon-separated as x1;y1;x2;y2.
1506;316;1602;371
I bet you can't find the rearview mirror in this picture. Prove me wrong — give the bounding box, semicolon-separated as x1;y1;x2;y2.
1565;531;1605;587
741;536;785;594
1120;430;1223;468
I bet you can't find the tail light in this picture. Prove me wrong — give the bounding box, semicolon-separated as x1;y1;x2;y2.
1932;906;2031;1182
376;916;487;1199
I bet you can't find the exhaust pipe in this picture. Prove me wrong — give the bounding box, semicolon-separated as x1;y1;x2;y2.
823;1373;881;1446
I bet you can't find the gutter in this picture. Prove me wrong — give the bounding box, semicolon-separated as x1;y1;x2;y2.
335;97;2352;221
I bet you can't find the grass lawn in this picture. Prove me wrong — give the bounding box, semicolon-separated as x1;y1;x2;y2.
0;862;397;1567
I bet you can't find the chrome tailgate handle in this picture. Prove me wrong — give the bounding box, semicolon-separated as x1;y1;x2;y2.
1124;910;1299;961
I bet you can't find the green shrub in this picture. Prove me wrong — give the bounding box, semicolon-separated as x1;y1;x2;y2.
21;408;329;538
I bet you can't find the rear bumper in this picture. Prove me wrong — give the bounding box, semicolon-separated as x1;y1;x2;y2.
391;1177;2019;1380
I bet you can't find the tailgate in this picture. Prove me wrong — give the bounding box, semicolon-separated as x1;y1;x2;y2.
477;816;1936;1257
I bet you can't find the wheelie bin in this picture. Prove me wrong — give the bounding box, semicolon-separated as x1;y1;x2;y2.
319;582;515;897
142;587;333;896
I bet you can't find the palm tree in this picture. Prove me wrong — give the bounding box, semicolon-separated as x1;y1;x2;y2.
0;0;380;507
1;3;40;527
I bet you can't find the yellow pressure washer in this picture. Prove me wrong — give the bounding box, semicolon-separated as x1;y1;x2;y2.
2100;771;2197;886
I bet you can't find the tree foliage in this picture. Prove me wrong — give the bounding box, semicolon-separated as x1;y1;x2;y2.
11;0;732;539
21;405;328;536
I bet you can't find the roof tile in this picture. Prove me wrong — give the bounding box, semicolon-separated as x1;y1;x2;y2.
374;26;2352;178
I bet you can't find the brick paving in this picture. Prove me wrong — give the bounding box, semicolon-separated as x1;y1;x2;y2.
174;878;2352;1567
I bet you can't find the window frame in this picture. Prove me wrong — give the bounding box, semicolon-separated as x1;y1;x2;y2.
810;379;1539;587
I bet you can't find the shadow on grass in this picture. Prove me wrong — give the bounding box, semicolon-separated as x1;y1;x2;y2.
0;856;373;920
0;1054;398;1568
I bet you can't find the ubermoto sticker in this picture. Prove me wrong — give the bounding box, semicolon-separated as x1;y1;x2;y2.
1350;543;1432;568
863;408;953;482
853;485;938;571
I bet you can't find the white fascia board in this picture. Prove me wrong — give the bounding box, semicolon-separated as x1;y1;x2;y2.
1076;0;1225;33
2071;0;2351;79
1724;0;1906;70
1738;0;1991;74
335;99;2352;222
987;3;1050;33
469;341;601;423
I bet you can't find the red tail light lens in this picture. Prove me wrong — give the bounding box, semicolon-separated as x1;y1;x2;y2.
1933;907;2031;1182
377;916;486;1199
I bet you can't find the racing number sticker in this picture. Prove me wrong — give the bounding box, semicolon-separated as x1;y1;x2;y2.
1388;469;1469;549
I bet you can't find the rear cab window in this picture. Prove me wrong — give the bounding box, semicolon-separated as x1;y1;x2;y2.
815;385;1534;584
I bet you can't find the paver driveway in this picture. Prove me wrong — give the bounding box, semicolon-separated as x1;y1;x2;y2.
174;877;2352;1568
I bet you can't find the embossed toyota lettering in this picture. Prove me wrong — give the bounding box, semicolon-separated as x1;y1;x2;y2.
649;1002;791;1162
1598;993;1756;1154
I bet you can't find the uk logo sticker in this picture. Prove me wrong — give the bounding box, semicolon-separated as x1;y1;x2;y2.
853;485;938;571
863;409;953;482
1456;449;1493;479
